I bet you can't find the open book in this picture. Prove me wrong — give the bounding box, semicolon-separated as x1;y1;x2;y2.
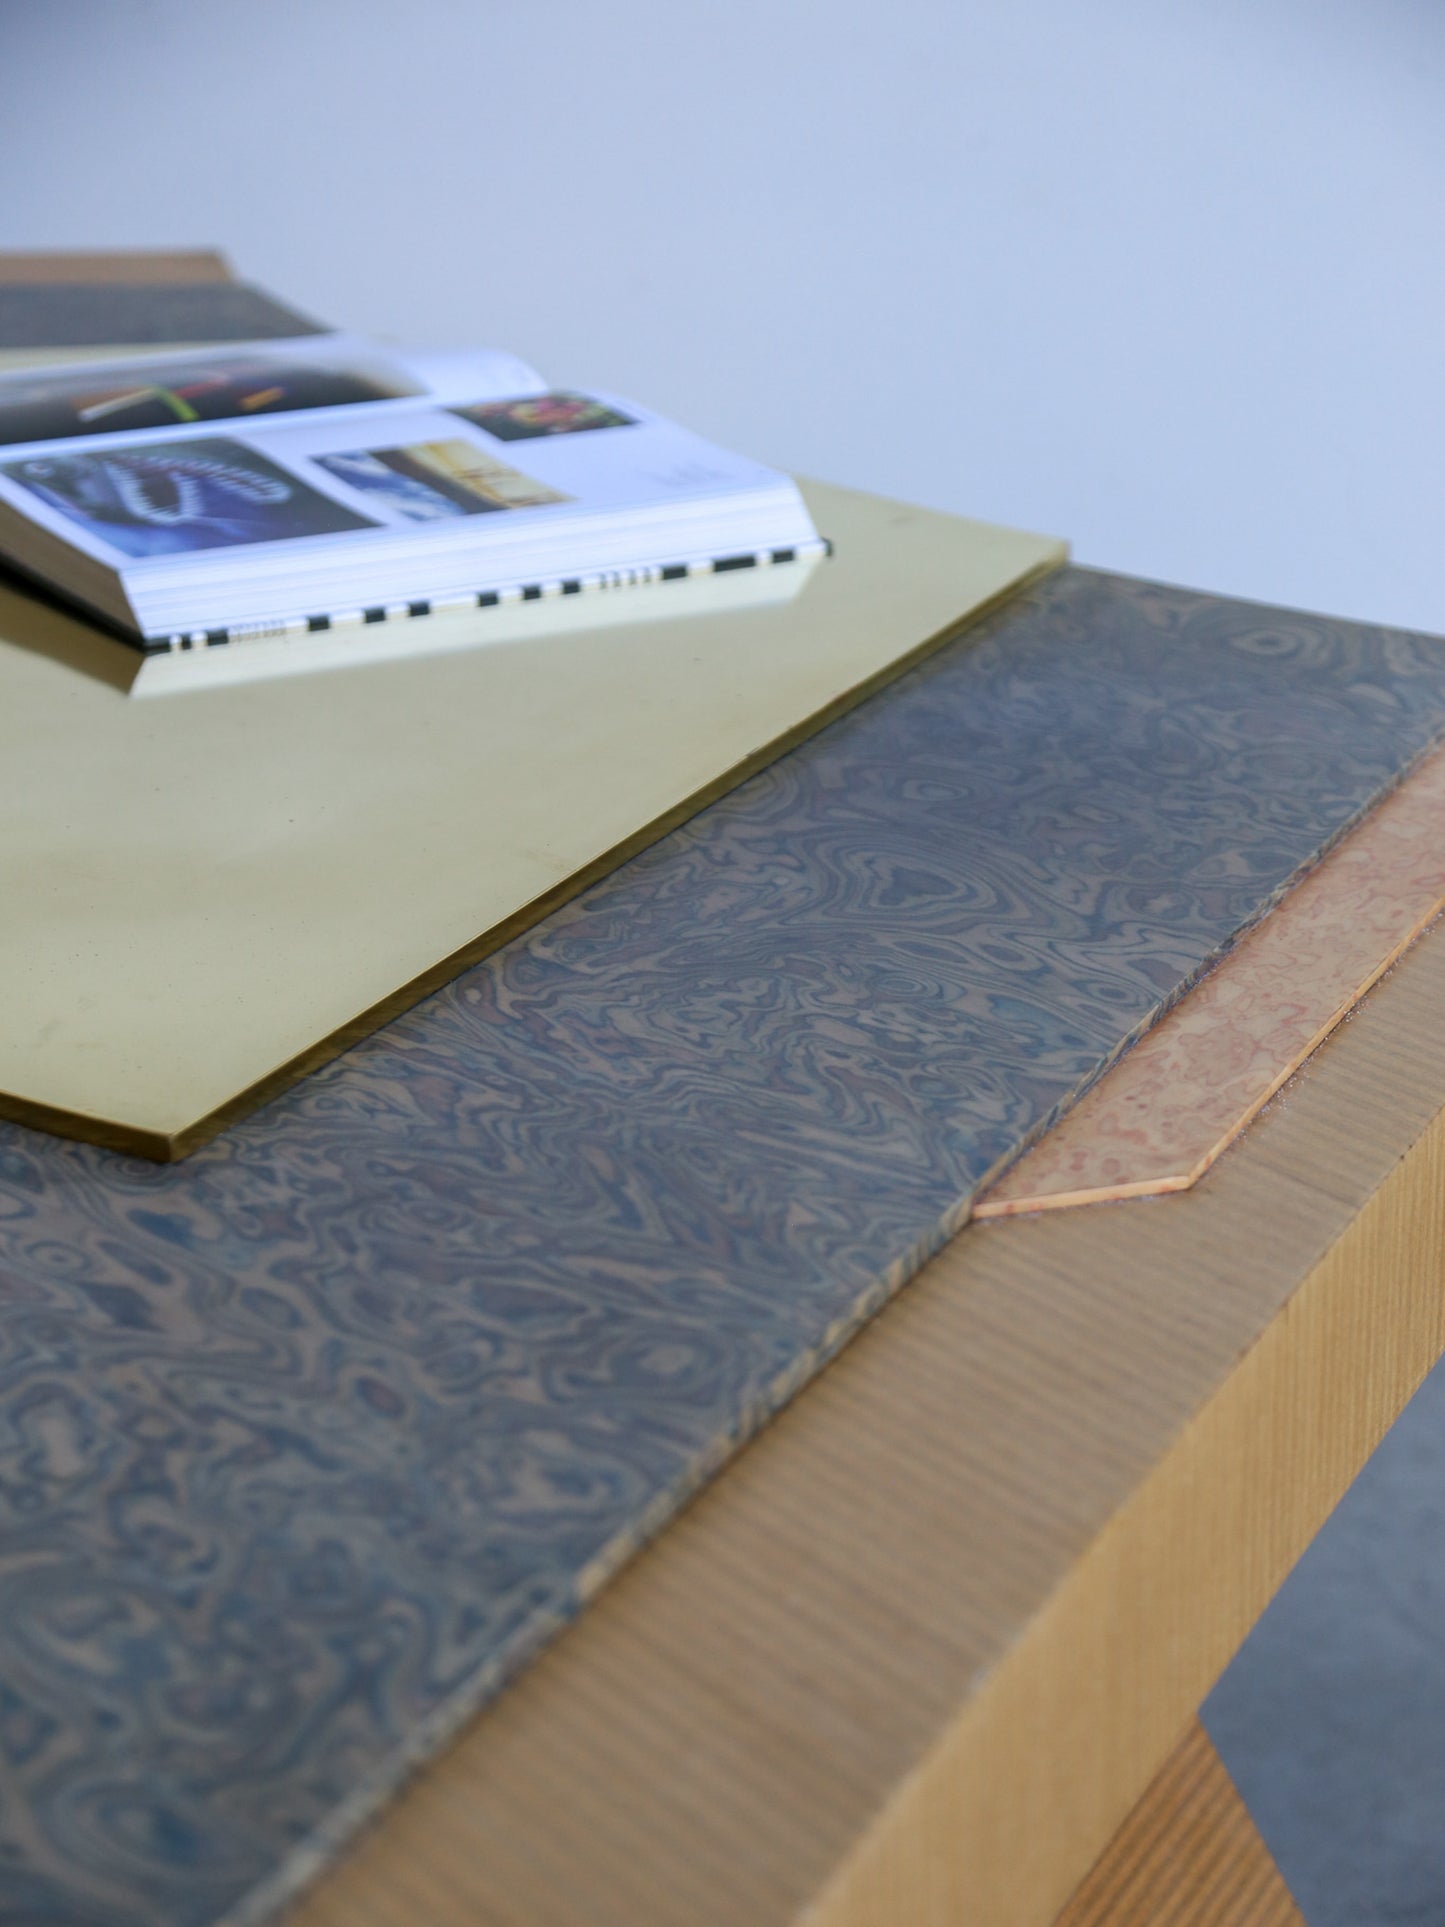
0;331;826;690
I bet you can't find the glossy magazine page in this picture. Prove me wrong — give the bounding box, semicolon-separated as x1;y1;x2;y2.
0;390;817;639
0;336;821;656
0;333;544;448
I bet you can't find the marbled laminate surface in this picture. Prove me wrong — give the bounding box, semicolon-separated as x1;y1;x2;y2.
2;567;1444;1926
976;738;1445;1213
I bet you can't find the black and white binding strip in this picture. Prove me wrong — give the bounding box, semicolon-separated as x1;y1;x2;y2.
143;538;833;655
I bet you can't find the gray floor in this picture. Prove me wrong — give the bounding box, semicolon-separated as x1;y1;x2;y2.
1205;1349;1445;1926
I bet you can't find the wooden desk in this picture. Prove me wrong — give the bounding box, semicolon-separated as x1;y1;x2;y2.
6;254;1438;1927
285;859;1445;1926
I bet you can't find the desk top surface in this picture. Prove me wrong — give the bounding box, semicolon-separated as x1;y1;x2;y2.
5;562;1445;1927
288;849;1445;1927
6;256;1445;1927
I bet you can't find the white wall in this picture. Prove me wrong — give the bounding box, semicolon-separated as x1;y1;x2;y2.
4;0;1443;631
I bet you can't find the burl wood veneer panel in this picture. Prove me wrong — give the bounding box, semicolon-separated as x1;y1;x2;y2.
290;920;1445;1927
3;571;1445;1926
978;736;1445;1215
0;247;322;359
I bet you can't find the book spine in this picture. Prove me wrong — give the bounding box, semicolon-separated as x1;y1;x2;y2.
141;539;833;656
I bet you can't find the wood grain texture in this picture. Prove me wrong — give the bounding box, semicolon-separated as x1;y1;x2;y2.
0;249;233;283
978;735;1445;1215
288;918;1445;1927
0;260;1433;1927
11;566;1441;1927
0;283;325;351
1055;1720;1303;1926
5;571;1445;1926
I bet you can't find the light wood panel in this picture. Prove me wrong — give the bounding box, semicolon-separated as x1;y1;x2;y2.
0;249;233;283
284;887;1445;1926
1055;1720;1303;1926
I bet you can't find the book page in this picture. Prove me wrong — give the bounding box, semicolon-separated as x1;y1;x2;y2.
0;391;796;573
0;334;546;450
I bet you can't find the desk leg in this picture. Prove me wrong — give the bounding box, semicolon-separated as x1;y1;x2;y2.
1053;1719;1303;1926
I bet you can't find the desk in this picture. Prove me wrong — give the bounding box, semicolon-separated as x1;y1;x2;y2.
6;256;1443;1927
279;789;1445;1927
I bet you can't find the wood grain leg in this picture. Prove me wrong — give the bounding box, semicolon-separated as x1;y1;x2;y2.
1054;1719;1303;1926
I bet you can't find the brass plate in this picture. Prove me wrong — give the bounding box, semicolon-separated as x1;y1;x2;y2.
0;480;1064;1157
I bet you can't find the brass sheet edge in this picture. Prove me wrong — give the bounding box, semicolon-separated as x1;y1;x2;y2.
3;549;1066;1162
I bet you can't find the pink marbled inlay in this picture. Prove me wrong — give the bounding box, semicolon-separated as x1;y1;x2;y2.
974;745;1445;1217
